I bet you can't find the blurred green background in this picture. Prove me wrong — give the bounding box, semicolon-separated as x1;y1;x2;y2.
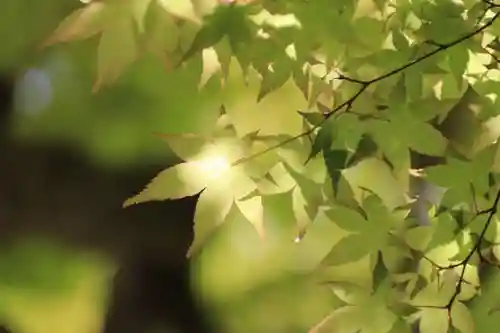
0;1;341;333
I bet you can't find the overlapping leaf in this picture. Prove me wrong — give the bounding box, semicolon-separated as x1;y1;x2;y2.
123;162;208;206
44;0;500;332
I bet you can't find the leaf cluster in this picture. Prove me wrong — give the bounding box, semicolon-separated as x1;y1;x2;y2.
43;0;500;332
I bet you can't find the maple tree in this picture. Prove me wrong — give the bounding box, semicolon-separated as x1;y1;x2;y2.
41;0;500;332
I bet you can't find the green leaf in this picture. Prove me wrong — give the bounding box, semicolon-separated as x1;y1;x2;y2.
447;45;469;88
372;250;388;293
308;124;334;163
388;74;407;105
293;67;310;100
157;0;201;23
324;205;367;233
285;164;324;223
262;190;298;242
156;132;207;160
405;68;424;100
297;110;324;127
419;308;450;333
129;0;154;32
392;29;409;51
123;162;208;207
407;122;448;156
425;212;459;252
237;195;265;238
450;301;475;333
388;301;420;318
425;143;497;190
324;149;350;194
187;186;233;257
362;194;404;232
214;36;232;79
42;1;108;46
346;134;378;168
387;318;412;333
410;275;428;299
199;47;223;89
38;2;500;331
144;4;180;55
181;17;226;62
94;14;137;91
322;233;372;266
257;57;292;101
376;106;448;157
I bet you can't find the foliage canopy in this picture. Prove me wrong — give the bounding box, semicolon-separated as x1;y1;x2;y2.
44;0;500;332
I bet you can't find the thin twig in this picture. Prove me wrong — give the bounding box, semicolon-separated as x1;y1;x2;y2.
471;183;480;214
413;188;500;323
483;0;500;8
231;11;500;167
484;45;500;64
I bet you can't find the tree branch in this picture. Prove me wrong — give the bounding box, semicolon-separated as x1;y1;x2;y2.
483;0;500;9
231;10;500;167
415;188;500;327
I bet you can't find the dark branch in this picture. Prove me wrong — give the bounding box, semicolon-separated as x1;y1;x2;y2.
416;188;500;326
231;10;500;167
483;0;500;9
484;45;500;64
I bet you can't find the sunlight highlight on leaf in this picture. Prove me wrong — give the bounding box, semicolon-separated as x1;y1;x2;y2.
199;47;222;89
93;13;137;91
237;196;264;239
123;162;208;207
193;153;231;180
188;184;233;257
158;0;201;23
42;1;108;47
44;1;500;332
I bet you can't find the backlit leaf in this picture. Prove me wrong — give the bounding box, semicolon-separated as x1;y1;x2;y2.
42;1;108;46
188;186;233;256
324;205;367;233
346;134;378;168
199;47;222;89
262;190;297;242
372;250;388;293
308;124;334;163
387;319;412;333
419;308;449;333
322;233;372;266
448;45;469;88
42;1;500;331
123;162;208;206
181;19;225;62
94;14;137;91
129;0;154;32
297;110;324;127
158;0;201;23
450;302;475;333
324;149;349;194
237;195;264;239
257;58;293;101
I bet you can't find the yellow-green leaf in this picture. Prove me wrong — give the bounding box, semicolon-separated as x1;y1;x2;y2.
93;14;137;91
42;2;108;47
158;0;201;23
123;162;208;207
451;302;475;333
187;185;233;257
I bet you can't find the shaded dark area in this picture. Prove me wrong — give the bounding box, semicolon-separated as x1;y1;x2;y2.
0;76;214;333
0;326;12;333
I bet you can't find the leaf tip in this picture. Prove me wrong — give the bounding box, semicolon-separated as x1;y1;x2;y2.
122;197;138;208
186;242;200;258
